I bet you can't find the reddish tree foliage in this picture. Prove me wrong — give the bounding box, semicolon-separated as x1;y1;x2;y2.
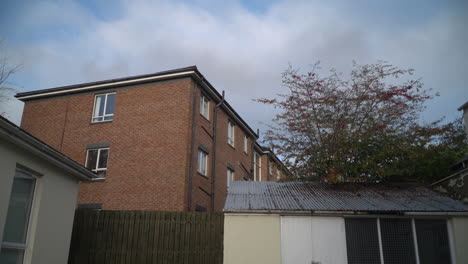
257;61;452;183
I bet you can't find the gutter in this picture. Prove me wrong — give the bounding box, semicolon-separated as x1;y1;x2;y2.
0;117;95;181
222;209;468;217
430;167;468;187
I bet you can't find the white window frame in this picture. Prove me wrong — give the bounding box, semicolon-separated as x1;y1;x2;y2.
91;92;115;123
254;152;261;181
197;150;208;176
85;148;109;177
243;136;248;153
228;121;235;147
1;168;38;264
200;94;210;120
276;168;280;180
227;168;234;187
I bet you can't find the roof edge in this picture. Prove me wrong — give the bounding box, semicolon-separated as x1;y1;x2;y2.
457;101;468;111
0;116;95;181
223;209;468;216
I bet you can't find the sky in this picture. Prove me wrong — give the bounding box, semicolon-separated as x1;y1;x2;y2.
0;0;467;136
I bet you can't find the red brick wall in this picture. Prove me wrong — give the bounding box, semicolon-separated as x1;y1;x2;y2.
21;78;194;211
191;85;255;211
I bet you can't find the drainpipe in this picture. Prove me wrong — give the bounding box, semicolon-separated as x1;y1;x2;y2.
187;81;198;211
210;90;225;211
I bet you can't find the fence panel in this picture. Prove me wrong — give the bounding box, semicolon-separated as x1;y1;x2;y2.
68;210;224;264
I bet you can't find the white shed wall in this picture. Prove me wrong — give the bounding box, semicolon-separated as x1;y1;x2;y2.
281;216;348;264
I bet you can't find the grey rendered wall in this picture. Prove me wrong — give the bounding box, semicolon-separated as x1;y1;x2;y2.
0;138;80;264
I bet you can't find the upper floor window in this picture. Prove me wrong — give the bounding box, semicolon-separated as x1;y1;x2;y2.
0;168;37;264
227;168;234;187
227;121;235;147
86;148;109;178
197;149;208;176
92;93;116;123
200;95;210;120
243;136;248;153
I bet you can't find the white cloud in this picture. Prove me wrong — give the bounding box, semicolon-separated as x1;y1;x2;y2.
4;0;468;135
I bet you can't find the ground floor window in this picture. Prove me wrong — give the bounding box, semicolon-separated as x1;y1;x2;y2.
345;218;451;264
0;169;37;264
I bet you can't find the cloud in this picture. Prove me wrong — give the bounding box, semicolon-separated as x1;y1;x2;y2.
3;0;468;133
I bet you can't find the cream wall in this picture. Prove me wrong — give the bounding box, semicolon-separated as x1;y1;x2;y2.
451;217;468;264
224;214;281;264
0;138;80;264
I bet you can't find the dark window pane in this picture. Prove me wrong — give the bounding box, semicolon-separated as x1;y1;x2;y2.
345;218;381;264
105;94;115;115
96;170;106;178
98;149;109;169
0;247;24;264
103;115;113;121
86;149;98;170
380;219;416;264
415;219;451;264
2;170;35;244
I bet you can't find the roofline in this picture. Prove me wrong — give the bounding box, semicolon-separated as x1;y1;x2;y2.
430;167;468;186
254;141;290;173
457;101;468;111
223;209;468;216
0;116;95;181
15;66;259;138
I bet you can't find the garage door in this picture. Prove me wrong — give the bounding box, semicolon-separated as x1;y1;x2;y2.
281;216;348;264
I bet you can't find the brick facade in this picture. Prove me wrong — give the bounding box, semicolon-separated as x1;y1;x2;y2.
18;67;288;212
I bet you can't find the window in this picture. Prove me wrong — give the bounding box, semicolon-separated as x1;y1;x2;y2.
85;148;109;178
0;169;37;264
227;168;234;187
227;121;235;147
243;136;248;153
200;95;210;120
92;93;116;123
276;168;280;180
197;150;208;176
344;218;452;264
253;152;261;181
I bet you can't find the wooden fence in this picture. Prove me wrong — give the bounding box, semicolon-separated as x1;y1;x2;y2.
68;210;224;264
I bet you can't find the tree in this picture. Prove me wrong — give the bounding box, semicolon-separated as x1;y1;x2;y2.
0;40;20;118
257;61;464;183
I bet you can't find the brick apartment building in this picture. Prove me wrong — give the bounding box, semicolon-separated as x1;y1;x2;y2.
16;66;288;212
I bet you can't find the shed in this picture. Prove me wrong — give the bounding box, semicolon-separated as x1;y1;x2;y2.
0;116;95;264
223;181;468;264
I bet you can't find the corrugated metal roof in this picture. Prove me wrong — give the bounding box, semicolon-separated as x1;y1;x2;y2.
224;181;468;213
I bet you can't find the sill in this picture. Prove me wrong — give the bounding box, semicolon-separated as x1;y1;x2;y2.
91;177;106;182
197;172;209;179
90;120;113;125
228;143;235;150
200;114;210;122
244;151;248;155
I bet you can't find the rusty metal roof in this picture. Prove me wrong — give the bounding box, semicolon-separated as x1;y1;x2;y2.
224;181;468;213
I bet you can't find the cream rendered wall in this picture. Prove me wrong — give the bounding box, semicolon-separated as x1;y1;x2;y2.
451;217;468;264
0;138;80;264
224;214;281;264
